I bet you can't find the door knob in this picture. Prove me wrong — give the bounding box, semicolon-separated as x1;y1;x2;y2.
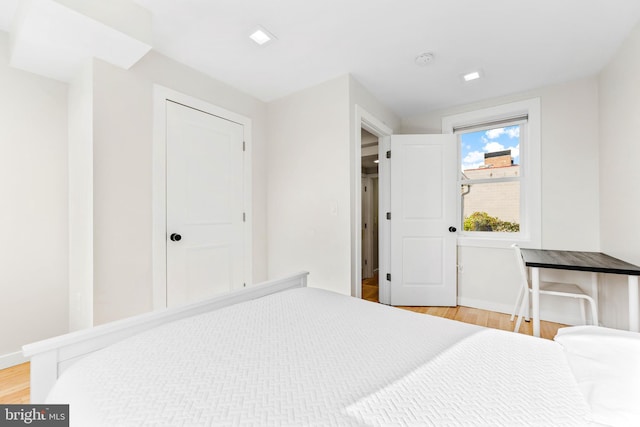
448;226;457;233
170;233;182;242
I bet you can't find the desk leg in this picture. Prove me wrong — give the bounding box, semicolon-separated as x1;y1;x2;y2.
532;267;540;338
629;276;639;333
591;272;599;326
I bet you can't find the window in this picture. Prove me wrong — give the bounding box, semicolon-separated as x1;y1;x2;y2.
459;121;524;233
442;99;541;248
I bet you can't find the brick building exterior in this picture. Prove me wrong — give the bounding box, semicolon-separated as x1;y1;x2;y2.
462;150;520;225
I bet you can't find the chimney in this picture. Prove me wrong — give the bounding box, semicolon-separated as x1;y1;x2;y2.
484;149;512;168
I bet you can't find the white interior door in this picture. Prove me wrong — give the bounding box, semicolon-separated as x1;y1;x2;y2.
390;134;457;306
166;101;245;307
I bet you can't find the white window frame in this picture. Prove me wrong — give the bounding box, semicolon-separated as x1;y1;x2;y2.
442;98;541;249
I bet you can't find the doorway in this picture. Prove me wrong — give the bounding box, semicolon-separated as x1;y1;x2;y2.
361;129;380;301
353;106;457;307
353;105;392;303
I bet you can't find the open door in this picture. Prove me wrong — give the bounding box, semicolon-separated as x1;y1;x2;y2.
389;134;457;306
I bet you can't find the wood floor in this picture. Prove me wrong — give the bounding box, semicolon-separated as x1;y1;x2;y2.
362;274;567;340
0;278;566;405
0;362;29;404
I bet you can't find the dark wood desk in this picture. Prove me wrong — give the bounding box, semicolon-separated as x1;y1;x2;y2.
520;249;640;337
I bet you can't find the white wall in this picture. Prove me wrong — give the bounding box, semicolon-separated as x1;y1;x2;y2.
0;32;69;367
92;59;154;324
349;76;400;133
68;62;94;331
599;24;640;266
90;53;269;324
267;75;399;296
598;22;640;328
401;77;602;326
348;76;400;295
267;75;352;294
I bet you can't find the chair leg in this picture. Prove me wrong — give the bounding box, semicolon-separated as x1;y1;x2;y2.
524;289;530;322
514;292;528;333
510;286;525;321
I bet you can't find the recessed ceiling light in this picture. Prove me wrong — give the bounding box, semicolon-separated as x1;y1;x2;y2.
249;27;276;46
462;70;482;82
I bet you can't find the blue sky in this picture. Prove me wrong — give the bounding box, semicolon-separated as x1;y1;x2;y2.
460;125;520;171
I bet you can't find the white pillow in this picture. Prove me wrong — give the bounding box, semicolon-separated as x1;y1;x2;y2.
554;326;640;427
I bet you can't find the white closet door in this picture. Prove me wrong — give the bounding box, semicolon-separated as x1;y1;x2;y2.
166;101;245;307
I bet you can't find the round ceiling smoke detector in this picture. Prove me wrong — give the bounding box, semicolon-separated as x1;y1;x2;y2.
415;52;434;66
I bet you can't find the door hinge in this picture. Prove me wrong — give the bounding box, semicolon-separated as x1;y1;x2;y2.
364;186;367;192
386;212;391;220
243;212;246;222
242;141;246;151
364;223;367;229
364;259;367;265
386;150;391;159
243;283;246;288
386;273;391;281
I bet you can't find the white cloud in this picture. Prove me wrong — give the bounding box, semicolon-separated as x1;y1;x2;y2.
508;144;520;159
485;126;520;140
485;128;505;139
462;150;485;170
483;141;505;152
463;150;484;164
506;127;520;138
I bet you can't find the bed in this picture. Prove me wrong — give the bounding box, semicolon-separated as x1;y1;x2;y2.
22;272;640;426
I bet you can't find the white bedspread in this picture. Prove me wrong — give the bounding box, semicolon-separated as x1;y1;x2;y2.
47;288;592;426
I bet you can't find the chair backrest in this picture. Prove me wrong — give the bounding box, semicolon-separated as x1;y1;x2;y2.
512;244;529;293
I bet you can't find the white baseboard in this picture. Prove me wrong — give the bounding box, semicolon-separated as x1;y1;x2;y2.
0;351;27;370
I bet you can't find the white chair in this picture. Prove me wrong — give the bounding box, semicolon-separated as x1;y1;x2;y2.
510;244;598;333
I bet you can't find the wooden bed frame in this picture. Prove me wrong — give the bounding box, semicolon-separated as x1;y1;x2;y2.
22;272;309;403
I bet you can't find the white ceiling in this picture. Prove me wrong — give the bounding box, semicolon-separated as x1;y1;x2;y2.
6;0;151;82
2;0;640;117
